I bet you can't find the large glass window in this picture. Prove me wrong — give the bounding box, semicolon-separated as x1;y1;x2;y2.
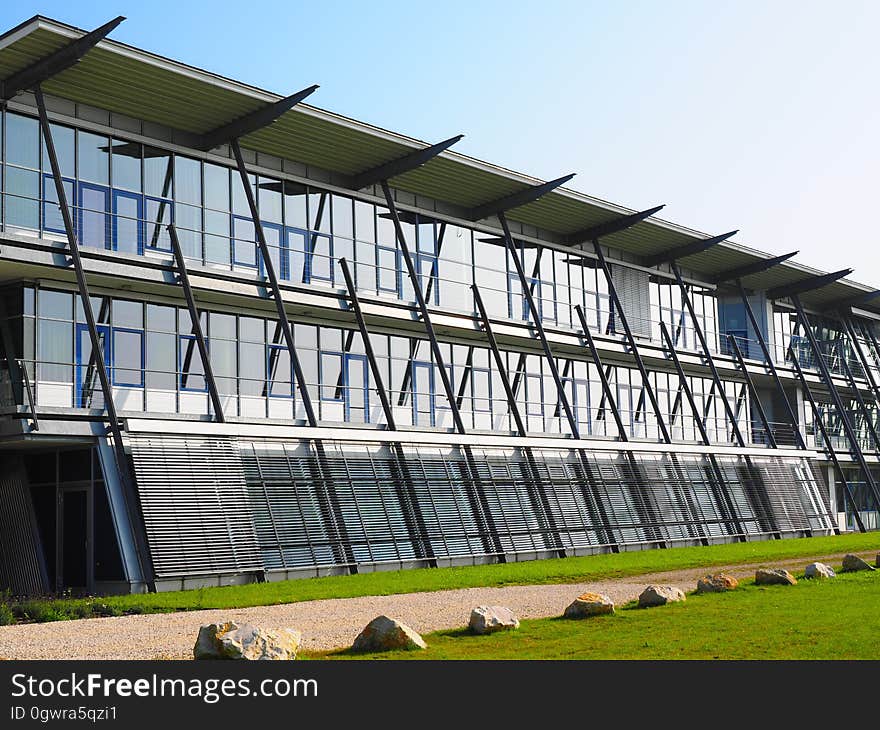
77;131;110;185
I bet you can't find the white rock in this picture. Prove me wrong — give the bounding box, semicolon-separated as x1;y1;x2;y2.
352;615;427;652
804;562;835;579
563;592;615;618
638;585;686;608
193;621;301;660
469;605;520;635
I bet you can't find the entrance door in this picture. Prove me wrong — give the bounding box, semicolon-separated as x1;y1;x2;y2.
75;323;110;408
344;354;369;424
58;487;90;592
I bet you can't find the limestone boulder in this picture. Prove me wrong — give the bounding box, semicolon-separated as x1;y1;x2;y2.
469;606;520;635
841;554;875;573
755;568;797;586
804;562;835;580
352;615;426;652
695;574;739;594
193;621;301;660
638;585;686;608
563;592;615;619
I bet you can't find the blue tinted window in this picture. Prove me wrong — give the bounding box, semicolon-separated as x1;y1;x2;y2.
6;114;39;169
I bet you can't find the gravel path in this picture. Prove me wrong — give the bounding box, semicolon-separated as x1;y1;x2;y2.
0;550;874;660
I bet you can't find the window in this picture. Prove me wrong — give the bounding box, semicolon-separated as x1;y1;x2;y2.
376;246;399;294
77;131;110;185
320;352;343;401
306;232;332;283
179;335;207;391
78;182;110;249
232;216;257;268
111;139;142;192
174;155;201;206
112;329;144;387
41;174;73;235
267;344;293;398
145;197;172;251
113;190;144;255
7;113;40;169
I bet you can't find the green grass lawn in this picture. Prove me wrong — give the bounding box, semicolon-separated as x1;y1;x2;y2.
2;532;878;624
318;571;880;660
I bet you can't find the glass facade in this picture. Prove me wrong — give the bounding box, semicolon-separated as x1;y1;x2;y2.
1;109;699;351
2;285;750;443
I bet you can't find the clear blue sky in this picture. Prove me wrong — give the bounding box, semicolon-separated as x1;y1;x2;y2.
4;1;879;284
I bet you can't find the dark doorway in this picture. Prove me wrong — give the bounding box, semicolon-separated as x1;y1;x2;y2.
59;488;90;591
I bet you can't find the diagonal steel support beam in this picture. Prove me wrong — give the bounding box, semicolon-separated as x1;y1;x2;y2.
232;138;357;570
790;295;880;514
736;280;806;449
671;262;745;447
231;138;317;426
786;341;866;532
842;316;880;409
466;175;575;221
593;240;672;444
381;180;466;434
711;251;798;284
499;212;580;439
338;259;436;563
196;85;319;151
642;231;737;268
1;16;125;100
337;258;396;430
659;322;745;537
35;84;152;586
349;136;464;190
726;333;776;448
567;205;664;244
831;324;880;456
168;224;225;422
573;305;627;441
472;285;526;437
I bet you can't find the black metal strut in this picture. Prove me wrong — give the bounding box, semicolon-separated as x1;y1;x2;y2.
592;241;671;443
789;295;880;516
337;257;437;565
785;342;865;532
35;85;152;586
167;224;225;422
735;281;806;449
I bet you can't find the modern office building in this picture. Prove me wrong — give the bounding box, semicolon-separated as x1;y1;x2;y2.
0;16;876;596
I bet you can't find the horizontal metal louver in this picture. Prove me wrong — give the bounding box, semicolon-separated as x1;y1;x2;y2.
125;431;834;582
127;435;263;579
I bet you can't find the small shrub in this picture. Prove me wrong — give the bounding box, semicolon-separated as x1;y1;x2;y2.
0;603;15;625
91;602;120;618
17;601;69;623
69;603;93;619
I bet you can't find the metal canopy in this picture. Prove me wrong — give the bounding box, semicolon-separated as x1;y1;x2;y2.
466;174;575;221
348;135;464;190
710;250;798;284
835;289;880;310
566;205;664;244
195;84;319;151
641;230;737;268
0;15;123;100
766;268;853;300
